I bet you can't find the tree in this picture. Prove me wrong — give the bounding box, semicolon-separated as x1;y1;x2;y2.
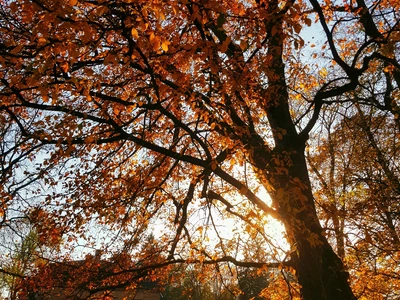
163;264;219;300
307;105;400;298
237;267;270;300
1;0;399;299
0;227;39;300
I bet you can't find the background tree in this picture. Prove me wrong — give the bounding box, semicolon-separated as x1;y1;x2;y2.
1;0;399;299
307;105;400;298
163;264;219;300
0;226;40;300
237;267;270;300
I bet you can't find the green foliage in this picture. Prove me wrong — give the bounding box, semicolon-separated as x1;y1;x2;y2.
0;229;39;300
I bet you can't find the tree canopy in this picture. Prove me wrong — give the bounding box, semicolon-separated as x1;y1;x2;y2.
0;0;399;299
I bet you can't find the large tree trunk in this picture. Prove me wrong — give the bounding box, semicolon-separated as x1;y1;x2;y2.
250;138;355;299
247;10;356;300
269;146;355;300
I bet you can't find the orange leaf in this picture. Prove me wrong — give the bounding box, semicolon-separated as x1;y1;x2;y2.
131;28;139;40
219;36;231;53
161;40;170;52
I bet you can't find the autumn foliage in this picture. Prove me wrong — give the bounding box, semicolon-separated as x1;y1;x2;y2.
0;0;399;299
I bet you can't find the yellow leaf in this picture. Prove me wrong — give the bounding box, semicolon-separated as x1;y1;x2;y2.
319;67;328;77
149;33;161;51
131;28;139;40
161;40;170;52
149;32;156;43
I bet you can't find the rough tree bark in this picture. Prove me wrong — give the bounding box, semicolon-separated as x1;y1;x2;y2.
244;12;356;300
